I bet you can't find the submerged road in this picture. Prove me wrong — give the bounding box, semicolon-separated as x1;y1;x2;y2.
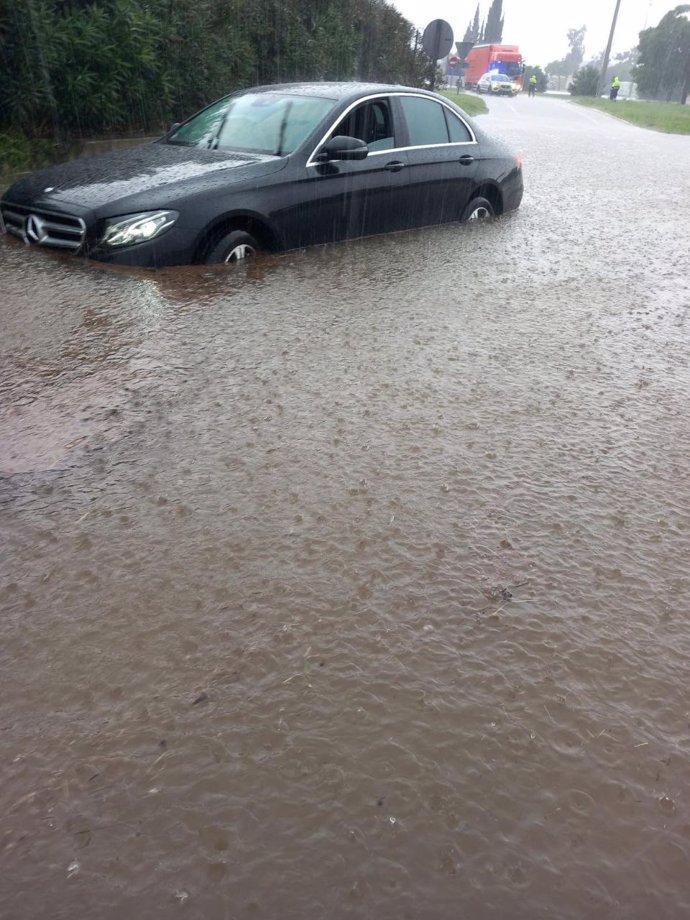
2;96;690;919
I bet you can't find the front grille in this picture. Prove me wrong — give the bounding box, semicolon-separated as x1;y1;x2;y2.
0;203;86;252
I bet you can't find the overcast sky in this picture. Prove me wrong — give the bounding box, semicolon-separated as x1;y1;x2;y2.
390;0;671;66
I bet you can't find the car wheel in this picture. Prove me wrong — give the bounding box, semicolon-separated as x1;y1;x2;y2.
461;197;495;222
205;229;259;264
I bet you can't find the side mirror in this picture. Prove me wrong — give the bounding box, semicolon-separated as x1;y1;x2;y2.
316;135;368;162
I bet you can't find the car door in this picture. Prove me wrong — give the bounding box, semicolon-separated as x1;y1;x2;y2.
395;94;478;228
281;96;409;247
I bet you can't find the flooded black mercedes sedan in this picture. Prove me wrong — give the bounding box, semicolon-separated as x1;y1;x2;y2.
0;82;523;268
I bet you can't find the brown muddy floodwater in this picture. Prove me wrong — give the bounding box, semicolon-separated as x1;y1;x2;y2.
1;98;690;919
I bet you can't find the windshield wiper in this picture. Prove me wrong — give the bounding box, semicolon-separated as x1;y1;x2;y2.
274;101;293;157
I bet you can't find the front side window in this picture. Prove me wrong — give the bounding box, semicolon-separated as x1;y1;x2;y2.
330;99;395;151
399;96;449;147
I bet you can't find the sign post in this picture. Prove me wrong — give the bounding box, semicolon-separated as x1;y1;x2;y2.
452;41;474;91
421;19;454;91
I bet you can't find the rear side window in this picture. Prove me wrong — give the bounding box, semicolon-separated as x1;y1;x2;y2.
444;109;472;143
399;96;448;146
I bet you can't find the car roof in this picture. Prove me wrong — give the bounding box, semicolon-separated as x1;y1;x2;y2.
239;82;444;103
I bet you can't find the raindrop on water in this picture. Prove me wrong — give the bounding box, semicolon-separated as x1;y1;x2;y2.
657;794;676;815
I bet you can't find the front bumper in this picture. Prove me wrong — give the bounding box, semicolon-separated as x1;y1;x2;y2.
1;200;86;251
0;198;195;267
85;226;195;267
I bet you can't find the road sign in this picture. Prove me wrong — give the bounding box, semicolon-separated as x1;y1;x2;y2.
422;19;454;62
454;41;475;62
448;55;460;66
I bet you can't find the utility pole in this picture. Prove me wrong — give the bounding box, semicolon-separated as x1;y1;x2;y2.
598;0;623;97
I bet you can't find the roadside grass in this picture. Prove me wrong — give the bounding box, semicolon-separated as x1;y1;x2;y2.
571;97;690;134
438;91;488;117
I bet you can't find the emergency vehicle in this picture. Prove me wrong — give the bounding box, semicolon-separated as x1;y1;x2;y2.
462;44;525;90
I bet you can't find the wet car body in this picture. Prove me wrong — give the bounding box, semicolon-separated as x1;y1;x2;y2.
0;82;523;268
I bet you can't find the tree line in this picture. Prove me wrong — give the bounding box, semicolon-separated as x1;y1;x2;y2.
0;0;431;139
634;4;690;102
552;6;690;104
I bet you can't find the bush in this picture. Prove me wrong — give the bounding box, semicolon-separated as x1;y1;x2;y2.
0;131;80;175
0;133;32;173
568;65;601;96
0;0;431;139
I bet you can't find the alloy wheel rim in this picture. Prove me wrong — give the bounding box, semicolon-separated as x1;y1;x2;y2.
468;206;491;220
224;243;255;263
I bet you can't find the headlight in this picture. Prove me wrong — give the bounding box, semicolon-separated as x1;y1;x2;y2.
100;210;178;248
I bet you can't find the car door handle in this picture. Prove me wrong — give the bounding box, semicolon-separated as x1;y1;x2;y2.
384;160;406;172
458;155;475;166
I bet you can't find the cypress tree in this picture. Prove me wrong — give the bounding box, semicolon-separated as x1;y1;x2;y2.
484;0;504;43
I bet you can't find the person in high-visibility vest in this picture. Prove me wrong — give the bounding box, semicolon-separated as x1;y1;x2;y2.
610;76;621;101
528;74;538;97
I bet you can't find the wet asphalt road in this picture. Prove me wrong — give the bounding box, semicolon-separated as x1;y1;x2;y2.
2;96;690;920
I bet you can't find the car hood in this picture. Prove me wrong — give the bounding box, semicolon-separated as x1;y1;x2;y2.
4;143;286;212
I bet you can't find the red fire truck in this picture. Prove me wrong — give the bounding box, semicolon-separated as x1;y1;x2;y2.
462;44;525;90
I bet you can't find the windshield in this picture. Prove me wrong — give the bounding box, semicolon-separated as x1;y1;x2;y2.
166;92;337;156
498;62;522;78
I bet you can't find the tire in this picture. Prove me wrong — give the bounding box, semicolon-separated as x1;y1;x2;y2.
205;229;259;264
461;196;495;222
